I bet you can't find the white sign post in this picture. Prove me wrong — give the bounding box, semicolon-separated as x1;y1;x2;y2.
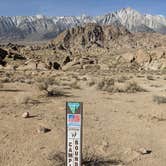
66;102;83;166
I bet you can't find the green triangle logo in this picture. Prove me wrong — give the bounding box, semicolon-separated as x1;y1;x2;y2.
68;102;80;114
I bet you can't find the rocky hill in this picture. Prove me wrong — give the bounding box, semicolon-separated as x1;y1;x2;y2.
49;23;166;71
0;8;166;42
0;22;166;72
50;23;131;50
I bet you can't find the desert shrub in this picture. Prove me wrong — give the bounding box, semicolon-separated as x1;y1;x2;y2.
37;77;59;86
47;87;66;97
5;72;11;78
87;79;96;87
22;96;31;105
82;77;88;81
24;79;33;84
47;77;60;85
47;152;65;165
14;76;29;83
117;75;129;83
151;115;166;122
38;81;49;91
47;150;123;166
15;95;40;105
150;84;161;88
70;81;81;89
97;78;146;93
71;74;79;80
97;77;115;92
1;77;11;83
37;76;61;91
83;148;123;166
153;95;166;104
123;81;147;93
146;75;155;80
38;81;67;97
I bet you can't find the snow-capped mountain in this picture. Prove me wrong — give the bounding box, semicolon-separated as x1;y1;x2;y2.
0;7;166;42
99;7;166;33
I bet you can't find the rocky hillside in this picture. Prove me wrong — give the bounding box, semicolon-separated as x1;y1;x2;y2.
50;23;131;50
0;22;166;72
49;23;166;71
0;8;166;42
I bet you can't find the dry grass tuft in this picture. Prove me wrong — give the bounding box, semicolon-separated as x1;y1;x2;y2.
97;77;115;92
38;82;49;91
97;78;146;93
47;87;67;97
47;150;123;166
1;77;11;83
70;81;81;89
87;79;96;87
15;95;40;105
153;95;166;104
117;75;129;83
38;81;68;97
47;152;65;166
83;149;123;166
146;75;155;80
123;81;147;93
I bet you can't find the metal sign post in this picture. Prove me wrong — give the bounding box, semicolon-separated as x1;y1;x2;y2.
66;102;83;166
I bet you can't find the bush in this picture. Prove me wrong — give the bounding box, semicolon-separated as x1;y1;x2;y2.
87;79;96;87
97;77;115;92
123;81;147;93
47;150;123;166
38;82;49;91
96;78;146;94
83;148;123;166
1;77;11;83
146;75;155;80
15;95;40;105
153;95;166;104
70;81;81;89
37;77;59;86
117;75;129;83
47;88;66;97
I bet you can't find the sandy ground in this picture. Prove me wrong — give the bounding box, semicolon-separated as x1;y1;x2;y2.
0;71;166;166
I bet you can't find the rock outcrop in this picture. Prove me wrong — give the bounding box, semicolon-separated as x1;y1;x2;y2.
0;48;8;66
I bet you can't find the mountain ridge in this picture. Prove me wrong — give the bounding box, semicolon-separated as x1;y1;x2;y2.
0;7;166;42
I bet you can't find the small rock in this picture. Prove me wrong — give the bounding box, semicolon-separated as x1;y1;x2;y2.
138;148;152;155
22;112;30;118
37;126;51;134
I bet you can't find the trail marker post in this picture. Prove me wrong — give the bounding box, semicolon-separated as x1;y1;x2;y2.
66;102;83;166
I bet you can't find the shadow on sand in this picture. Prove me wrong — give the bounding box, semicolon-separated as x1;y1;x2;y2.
0;89;24;92
47;152;124;166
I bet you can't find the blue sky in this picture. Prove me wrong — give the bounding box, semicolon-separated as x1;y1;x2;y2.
0;0;166;16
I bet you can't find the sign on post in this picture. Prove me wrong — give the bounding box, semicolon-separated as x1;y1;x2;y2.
66;102;83;166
